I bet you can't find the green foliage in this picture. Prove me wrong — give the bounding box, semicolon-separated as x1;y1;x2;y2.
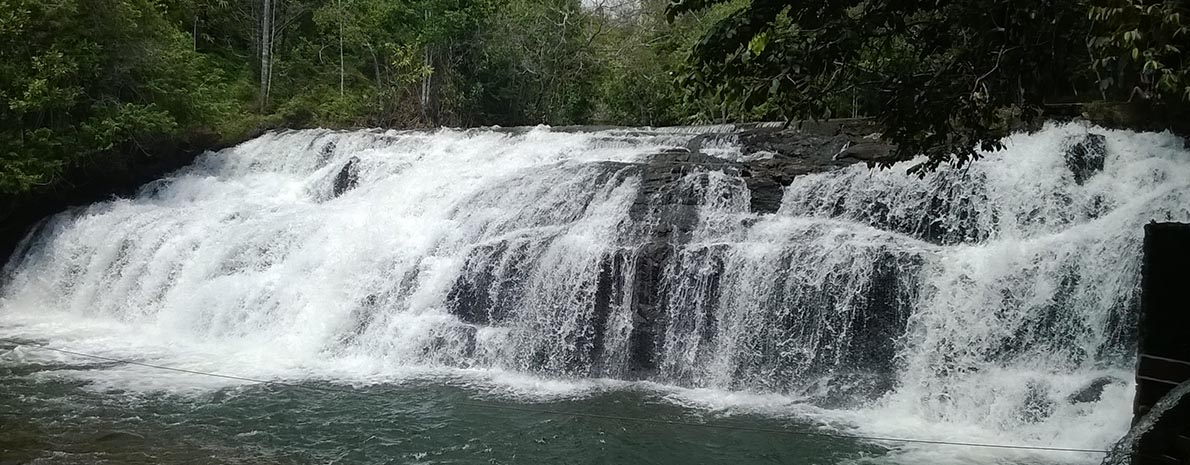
1;0;763;196
0;0;248;195
669;0;1102;173
1091;0;1190;107
20;0;1184;195
460;0;601;125
589;0;743;126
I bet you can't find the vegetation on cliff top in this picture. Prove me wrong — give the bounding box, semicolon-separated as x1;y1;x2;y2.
1;0;1187;195
669;0;1190;172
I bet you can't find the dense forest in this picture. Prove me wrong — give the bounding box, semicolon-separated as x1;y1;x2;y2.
1;0;1188;195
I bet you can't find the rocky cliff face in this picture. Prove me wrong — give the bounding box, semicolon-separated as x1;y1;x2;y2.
440;119;898;381
438;121;1114;382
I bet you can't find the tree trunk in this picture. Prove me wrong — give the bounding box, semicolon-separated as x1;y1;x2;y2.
338;0;344;97
364;42;382;112
421;46;431;123
260;0;273;111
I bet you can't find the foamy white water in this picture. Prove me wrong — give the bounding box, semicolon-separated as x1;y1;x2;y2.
3;123;1189;463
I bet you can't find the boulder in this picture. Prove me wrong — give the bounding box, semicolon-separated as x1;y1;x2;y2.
1068;376;1123;404
736;119;888;213
331;156;361;198
833;142;895;162
319;140;337;162
444;120;897;378
1063;133;1107;185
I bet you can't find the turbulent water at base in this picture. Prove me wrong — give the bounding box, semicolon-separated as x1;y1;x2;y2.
3;123;1190;464
1102;380;1190;465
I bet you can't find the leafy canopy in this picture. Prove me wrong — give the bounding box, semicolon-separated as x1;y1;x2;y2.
668;0;1187;172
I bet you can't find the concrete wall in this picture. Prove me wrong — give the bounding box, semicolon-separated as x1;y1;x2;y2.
1134;222;1190;464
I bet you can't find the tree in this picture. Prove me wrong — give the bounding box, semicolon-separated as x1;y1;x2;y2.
0;0;244;195
667;0;1108;173
464;0;602;125
261;0;273;109
1091;0;1190;109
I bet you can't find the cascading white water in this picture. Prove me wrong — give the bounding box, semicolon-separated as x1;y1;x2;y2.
781;127;1190;460
3;122;1189;462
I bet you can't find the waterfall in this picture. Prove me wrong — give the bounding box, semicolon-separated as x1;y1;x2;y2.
3;123;1190;460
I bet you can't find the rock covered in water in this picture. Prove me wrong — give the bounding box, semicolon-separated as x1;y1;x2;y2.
436;120;917;381
1020;380;1057;423
1068;376;1124;404
319;140;337;162
736;120;885;213
332;156;361;197
833;142;895;162
1063;132;1107;184
626;120;884;217
803;371;898;409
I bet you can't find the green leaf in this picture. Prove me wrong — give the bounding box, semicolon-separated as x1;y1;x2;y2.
748;31;768;56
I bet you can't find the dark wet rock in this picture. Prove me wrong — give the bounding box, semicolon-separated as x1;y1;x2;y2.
1068;376;1123;404
588;250;630;375
623;241;673;378
635;152;740;199
447;241;535;326
846;251;922;373
806;371;898;409
1063;133;1107;184
625;120;886;216
320;140;337;162
332;156;361;198
440;120;908;381
627;152;737;254
833;142;895;162
424;324;478;361
736;120;885;213
741;172;785;215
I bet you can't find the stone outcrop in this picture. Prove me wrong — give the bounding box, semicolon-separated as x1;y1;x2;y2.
1063;132;1107;184
440;119;907;383
332;156;361;198
1067;376;1123;404
609;122;884;376
633;119;886;216
736;119;888;213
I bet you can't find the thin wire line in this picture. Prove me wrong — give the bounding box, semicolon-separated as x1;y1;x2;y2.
0;338;1111;454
